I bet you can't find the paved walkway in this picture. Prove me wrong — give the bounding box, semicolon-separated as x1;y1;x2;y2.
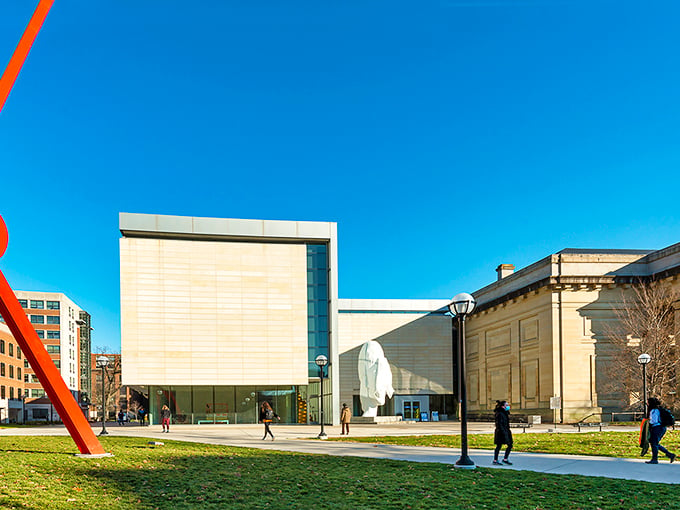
2;422;678;484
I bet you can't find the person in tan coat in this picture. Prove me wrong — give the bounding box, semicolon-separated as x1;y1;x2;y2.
340;403;351;435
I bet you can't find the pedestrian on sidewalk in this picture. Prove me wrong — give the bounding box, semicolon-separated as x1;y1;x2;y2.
161;405;172;433
493;400;513;466
259;401;279;440
645;397;676;464
117;410;125;426
340;403;351;435
138;408;146;426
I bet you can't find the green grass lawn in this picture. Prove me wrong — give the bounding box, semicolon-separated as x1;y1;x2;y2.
332;430;680;460
0;436;679;509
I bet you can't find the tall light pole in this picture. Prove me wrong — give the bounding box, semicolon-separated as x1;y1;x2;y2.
96;356;110;436
449;292;477;469
637;353;651;418
315;354;329;439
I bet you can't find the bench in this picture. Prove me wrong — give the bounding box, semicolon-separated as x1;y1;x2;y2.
197;419;229;425
509;423;533;433
573;422;608;432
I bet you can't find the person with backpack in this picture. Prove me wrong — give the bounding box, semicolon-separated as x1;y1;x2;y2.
259;401;279;440
646;397;676;464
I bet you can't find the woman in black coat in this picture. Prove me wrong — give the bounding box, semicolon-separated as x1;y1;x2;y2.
493;400;513;465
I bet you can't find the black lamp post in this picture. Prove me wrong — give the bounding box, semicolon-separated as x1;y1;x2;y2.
315;354;329;439
637;353;651;417
96;356;110;436
449;292;476;469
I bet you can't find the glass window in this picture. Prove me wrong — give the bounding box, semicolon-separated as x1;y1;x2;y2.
307;331;329;348
32;389;45;398
46;316;60;325
30;300;44;309
24;374;28;383
18;299;27;308
306;269;328;285
0;363;4;376
46;301;60;310
54;359;60;368
23;360;28;368
191;386;214;424
35;330;45;339
16;346;20;360
0;340;4;354
47;331;60;339
9;366;13;378
30;315;44;324
9;387;14;399
307;300;328;316
8;344;13;357
46;345;60;354
17;367;21;380
0;386;4;398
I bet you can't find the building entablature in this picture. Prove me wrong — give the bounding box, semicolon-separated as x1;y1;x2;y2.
472;246;680;315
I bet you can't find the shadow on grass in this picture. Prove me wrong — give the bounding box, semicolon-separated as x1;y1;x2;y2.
1;437;679;509
0;448;74;456
83;440;680;509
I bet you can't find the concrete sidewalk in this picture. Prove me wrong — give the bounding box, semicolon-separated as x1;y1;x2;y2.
1;422;677;485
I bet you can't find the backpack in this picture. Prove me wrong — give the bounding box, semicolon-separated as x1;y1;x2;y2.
265;408;274;420
659;407;675;427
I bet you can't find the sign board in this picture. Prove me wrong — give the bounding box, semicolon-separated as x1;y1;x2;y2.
420;411;429;422
431;411;439;422
550;396;561;410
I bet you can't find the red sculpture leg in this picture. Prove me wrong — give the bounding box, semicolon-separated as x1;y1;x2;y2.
0;0;55;112
0;216;106;455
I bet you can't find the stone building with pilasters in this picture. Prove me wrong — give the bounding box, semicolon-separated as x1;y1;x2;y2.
466;245;680;423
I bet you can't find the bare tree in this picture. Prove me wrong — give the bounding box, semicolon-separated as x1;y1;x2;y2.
604;280;678;411
93;347;122;420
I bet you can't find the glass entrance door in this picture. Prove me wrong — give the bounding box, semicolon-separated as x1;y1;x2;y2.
403;400;421;420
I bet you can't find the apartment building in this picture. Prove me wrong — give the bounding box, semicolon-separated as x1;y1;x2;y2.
0;324;26;422
13;291;91;403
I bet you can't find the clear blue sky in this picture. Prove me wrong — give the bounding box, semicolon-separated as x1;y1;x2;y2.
1;1;679;352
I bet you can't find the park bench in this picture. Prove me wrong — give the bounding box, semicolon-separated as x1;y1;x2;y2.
573;422;608;432
197;419;230;424
509;423;533;433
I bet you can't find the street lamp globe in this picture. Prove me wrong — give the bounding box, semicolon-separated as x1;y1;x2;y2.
637;353;651;365
315;354;329;367
96;356;110;369
449;293;476;317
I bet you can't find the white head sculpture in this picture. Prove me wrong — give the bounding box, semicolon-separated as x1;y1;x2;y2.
358;340;394;417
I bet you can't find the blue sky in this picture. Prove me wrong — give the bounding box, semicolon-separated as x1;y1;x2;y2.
1;1;679;351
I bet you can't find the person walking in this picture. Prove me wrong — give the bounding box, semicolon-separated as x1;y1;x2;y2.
259;401;279;440
493;400;513;466
646;397;676;464
138;408;145;426
117;410;125;426
340;403;351;435
160;405;172;433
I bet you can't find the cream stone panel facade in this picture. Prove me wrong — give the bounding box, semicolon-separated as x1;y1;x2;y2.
466;290;555;418
337;299;451;408
120;238;308;386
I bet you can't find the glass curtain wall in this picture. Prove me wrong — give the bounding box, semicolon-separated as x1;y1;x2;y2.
306;244;329;377
149;385;305;425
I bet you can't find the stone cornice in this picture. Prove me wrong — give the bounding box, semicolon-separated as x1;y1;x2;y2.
472;266;680;315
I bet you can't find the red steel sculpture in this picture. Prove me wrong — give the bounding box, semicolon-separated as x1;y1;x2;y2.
0;1;107;455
